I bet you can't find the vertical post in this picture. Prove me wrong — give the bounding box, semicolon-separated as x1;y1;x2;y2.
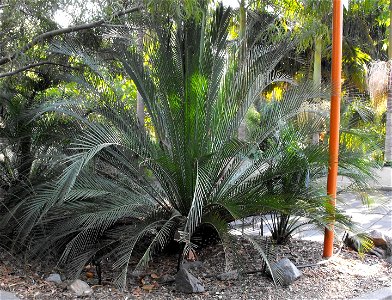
323;0;343;258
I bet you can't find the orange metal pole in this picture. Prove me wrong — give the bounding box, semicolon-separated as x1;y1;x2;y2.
323;0;343;258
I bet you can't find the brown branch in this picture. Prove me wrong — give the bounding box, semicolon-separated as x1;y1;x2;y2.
0;61;76;78
0;5;142;67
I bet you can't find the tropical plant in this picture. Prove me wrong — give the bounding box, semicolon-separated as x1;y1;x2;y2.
2;2;361;289
255;95;379;245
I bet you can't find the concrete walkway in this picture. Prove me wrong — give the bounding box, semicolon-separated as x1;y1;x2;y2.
229;167;392;300
230;167;392;242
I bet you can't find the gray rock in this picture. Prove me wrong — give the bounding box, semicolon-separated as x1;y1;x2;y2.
0;290;20;300
216;270;239;281
130;270;144;278
385;256;392;264
158;274;175;284
368;230;387;248
45;273;62;284
182;260;204;270
271;258;302;286
68;279;93;296
344;234;361;252
129;271;144;285
369;247;386;259
175;267;205;294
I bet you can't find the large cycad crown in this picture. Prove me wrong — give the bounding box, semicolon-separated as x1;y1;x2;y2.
118;2;292;209
4;2;340;289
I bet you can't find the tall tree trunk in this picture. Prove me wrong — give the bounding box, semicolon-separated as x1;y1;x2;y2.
386;3;392;165
239;0;246;42
313;37;322;88
238;0;247;141
312;37;322;144
137;29;145;130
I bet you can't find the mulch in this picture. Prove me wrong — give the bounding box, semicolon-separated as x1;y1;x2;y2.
0;237;391;299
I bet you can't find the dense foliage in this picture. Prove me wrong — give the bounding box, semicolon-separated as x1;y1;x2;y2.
0;0;388;290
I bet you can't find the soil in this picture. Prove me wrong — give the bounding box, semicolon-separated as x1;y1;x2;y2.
0;237;391;300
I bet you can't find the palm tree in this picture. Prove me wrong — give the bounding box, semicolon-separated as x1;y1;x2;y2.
2;2;366;289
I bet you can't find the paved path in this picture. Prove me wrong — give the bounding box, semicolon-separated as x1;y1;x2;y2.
230;167;392;241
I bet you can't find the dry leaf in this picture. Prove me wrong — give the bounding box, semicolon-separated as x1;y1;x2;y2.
142;284;155;292
86;271;94;278
150;273;159;279
132;286;142;296
187;249;197;261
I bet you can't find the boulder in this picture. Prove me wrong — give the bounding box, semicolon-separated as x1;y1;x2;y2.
0;290;20;300
68;279;93;296
45;273;62;284
271;258;302;286
216;270;239;281
175;267;205;294
368;230;388;248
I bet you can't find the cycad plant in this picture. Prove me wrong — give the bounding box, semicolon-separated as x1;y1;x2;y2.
2;3;360;288
256;92;380;245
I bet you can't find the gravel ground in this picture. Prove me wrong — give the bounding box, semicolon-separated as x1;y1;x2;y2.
1;238;391;300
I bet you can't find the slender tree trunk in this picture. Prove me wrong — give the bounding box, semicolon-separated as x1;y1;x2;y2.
137;30;145;130
312;37;322;144
313;37;322;88
239;0;246;43
238;0;247;141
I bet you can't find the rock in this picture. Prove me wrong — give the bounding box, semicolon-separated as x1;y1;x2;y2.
216;270;239;281
175;267;205;293
271;258;302;286
344;234;361;252
182;260;204;270
368;230;387;248
0;290;20;300
369;247;386;259
129;271;144;285
68;279;93;296
130;270;144;278
45;273;62;284
385;256;392;264
158;274;175;284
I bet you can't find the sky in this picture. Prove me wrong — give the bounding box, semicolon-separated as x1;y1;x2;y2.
54;0;240;27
